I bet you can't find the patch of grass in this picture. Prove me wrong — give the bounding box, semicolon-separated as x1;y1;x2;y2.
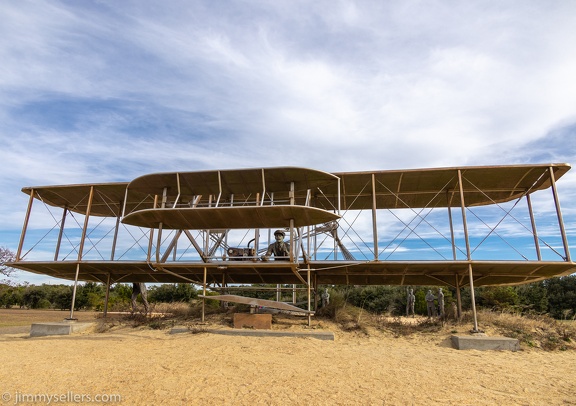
472;310;576;351
148;319;167;330
94;319;116;333
94;301;230;331
189;326;208;334
373;314;445;338
151;302;195;318
316;300;576;350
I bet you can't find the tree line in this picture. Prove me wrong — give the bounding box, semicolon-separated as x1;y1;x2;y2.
333;277;576;319
0;282;198;311
1;276;575;319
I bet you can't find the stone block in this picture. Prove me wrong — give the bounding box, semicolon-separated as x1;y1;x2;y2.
30;322;93;337
451;335;520;351
169;326;335;340
207;328;335;340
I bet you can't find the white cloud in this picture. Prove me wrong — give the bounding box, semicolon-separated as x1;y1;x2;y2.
1;0;576;281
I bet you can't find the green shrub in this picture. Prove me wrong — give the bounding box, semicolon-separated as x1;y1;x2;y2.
37;298;52;309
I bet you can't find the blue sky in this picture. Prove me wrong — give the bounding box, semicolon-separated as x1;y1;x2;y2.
1;1;576;284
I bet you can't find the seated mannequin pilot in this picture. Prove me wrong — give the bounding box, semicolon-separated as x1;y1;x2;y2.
262;229;290;261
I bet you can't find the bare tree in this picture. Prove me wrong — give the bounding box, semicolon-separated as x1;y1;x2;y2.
0;248;16;284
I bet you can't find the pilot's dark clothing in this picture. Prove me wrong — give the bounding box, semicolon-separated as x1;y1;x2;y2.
265;241;290;260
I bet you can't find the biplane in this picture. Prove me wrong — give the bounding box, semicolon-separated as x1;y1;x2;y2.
8;164;576;330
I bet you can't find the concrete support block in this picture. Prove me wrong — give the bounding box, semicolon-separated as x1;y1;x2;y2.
169;326;335;340
233;313;272;329
206;328;335;340
451;335;520;351
30;322;93;337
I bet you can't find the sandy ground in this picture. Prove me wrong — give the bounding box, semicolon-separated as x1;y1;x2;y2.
0;311;575;405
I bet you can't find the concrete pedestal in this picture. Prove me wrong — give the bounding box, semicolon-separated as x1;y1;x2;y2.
30;322;93;337
451;335;520;351
170;326;335;340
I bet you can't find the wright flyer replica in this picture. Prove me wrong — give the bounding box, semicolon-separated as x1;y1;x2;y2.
9;164;576;329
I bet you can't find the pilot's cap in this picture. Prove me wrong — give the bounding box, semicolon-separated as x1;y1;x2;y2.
274;229;285;237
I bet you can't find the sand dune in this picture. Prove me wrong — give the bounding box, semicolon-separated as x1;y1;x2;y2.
1;313;575;405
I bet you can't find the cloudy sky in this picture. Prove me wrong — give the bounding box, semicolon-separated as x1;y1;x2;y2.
1;0;576;283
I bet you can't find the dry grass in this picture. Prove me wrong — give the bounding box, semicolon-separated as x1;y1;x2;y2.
147;302;576;351
316;301;576;350
95;300;223;331
473;309;576;351
3;304;575;351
